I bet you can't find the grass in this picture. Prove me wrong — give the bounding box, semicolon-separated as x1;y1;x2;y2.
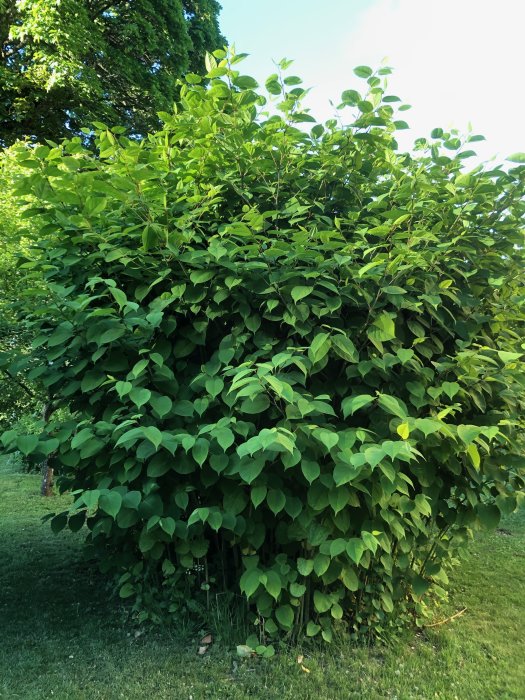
1;461;524;700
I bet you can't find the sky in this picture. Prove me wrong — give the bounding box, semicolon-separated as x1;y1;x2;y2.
219;0;524;163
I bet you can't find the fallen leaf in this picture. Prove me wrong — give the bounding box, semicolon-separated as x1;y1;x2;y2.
301;664;310;673
297;655;304;664
236;644;254;658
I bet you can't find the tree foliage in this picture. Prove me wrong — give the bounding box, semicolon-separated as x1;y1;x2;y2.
0;147;44;428
2;49;524;645
0;0;224;145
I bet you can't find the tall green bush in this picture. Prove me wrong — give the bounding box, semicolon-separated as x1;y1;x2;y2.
2;49;524;644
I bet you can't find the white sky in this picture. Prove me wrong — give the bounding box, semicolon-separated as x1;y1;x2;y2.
220;0;525;163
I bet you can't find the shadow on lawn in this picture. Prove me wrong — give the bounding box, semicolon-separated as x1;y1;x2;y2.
0;519;115;640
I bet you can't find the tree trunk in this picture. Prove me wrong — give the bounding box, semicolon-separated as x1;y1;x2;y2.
40;402;54;497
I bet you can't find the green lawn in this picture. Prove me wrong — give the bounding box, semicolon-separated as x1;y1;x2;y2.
1;462;524;700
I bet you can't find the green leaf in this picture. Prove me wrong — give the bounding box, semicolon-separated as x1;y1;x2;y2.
308;332;331;364
160;517;176;536
240;395;270;414
329;538;347;557
415;494;432;517
289;582;306;597
342;394;374;417
119;582;135;599
457;425;481;445
16;434;39;455
81;372;106;392
314;590;332;613
497;351;522;363
332;334;359;363
354;65;373;78
340;566;359;591
362;531;379;554
239;458;265;485
190;269;214;284
377;394;407;419
358;100;373;113
301;459;320;484
331;602;344;620
99;326;125;345
208;511;222;531
477;504;501;529
329;486;350;514
263;570;282;600
306;621;321;637
205;376;224;398
442;381;460;400
313;553;330;576
381;592;394;613
51;513;68;534
233;75;259;90
150;395;172;418
215;427;235;451
129;387;151;408
297;558;314;576
174;491;189;510
364;445;385;469
506;152;525;163
116;381;132;398
240;568;261;598
341;89;360;105
251;485;267;508
122;491;141;509
275;604;294;629
143;427;163;449
99;491;122;518
291;285;313;303
467;443;480;469
370;312;396;341
414;418;441;437
192;438;209;467
82;490;100;510
396;348;414;364
267;489;286;515
265;78;281;95
412;575;431;597
383;286;406;295
346;538;365;566
314;429;339;451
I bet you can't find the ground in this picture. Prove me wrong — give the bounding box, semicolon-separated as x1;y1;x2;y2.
1;460;524;700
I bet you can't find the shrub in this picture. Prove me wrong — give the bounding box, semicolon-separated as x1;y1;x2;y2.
2;49;524;644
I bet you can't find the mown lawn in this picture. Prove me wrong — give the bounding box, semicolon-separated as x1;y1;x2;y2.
1;461;524;700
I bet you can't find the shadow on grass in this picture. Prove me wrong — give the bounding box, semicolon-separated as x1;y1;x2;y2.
1;470;524;700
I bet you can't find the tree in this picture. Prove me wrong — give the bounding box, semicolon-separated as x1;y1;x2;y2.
2;50;524;644
0;146;44;430
0;0;224;145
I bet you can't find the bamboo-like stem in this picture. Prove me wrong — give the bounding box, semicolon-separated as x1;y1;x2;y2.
424;607;467;628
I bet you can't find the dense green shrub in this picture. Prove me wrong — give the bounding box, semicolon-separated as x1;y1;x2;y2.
2;49;524;645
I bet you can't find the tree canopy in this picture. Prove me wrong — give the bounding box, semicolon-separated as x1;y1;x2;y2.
0;0;224;145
